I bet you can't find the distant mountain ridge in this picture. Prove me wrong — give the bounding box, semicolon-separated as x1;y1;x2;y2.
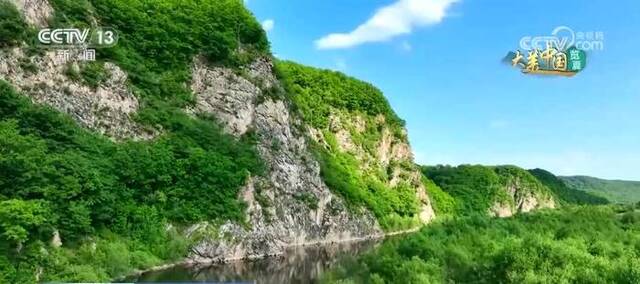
529;169;609;205
420;165;611;218
560;176;640;204
422;165;558;218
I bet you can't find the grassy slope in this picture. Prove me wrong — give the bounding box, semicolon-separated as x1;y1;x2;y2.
561;176;640;204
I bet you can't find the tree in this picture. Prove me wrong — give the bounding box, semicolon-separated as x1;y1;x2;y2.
0;200;50;248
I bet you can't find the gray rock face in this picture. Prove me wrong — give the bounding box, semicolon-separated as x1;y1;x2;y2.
10;0;53;27
489;181;556;218
0;48;154;140
189;58;259;136
50;229;62;248
188;57;381;262
315;114;435;223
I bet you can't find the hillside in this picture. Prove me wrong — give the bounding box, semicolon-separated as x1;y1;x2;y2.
421;165;556;217
561;176;640;204
529;169;609;205
0;0;435;282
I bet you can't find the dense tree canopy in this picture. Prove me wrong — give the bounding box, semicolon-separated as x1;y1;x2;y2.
276;61;405;130
323;205;640;283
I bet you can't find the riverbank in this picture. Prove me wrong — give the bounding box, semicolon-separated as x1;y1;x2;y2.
116;226;421;281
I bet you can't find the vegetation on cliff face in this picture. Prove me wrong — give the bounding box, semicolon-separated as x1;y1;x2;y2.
422;165;609;217
323;205;640;283
312;131;420;230
275;61;404;131
48;0;269;125
561;175;640;204
0;79;260;282
0;0;270;282
0;0;28;47
421;165;544;216
422;177;457;217
277;61;423;230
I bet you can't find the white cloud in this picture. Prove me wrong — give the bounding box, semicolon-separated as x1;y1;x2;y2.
315;0;458;49
261;19;274;32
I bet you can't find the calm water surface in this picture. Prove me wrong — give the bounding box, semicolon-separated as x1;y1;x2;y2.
127;239;382;283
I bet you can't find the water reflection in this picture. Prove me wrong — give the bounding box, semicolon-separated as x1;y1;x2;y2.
129;239;381;283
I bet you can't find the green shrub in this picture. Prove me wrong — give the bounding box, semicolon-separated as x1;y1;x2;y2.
0;1;28;47
314;141;420;230
79;61;108;88
294;192;319;210
422;165;505;215
276;61;404;130
18;58;38;73
423;178;456;216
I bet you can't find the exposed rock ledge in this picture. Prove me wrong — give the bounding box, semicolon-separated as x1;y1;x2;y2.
489;181;556;218
10;0;53;27
0;48;155;140
186;57;382;262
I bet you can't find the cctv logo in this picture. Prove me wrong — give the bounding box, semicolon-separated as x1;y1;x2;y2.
38;29;90;45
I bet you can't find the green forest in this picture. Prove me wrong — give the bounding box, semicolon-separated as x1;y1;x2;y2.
323;205;640;283
530;169;610;205
1;0;639;283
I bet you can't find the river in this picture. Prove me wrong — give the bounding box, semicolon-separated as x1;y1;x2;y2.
125;239;383;283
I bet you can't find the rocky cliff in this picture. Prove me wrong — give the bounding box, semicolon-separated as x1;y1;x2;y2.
0;48;386;262
488;173;556;218
0;0;431;263
423;165;556;217
184;57;384;261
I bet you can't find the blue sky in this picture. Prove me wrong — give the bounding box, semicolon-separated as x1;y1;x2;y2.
246;0;640;180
